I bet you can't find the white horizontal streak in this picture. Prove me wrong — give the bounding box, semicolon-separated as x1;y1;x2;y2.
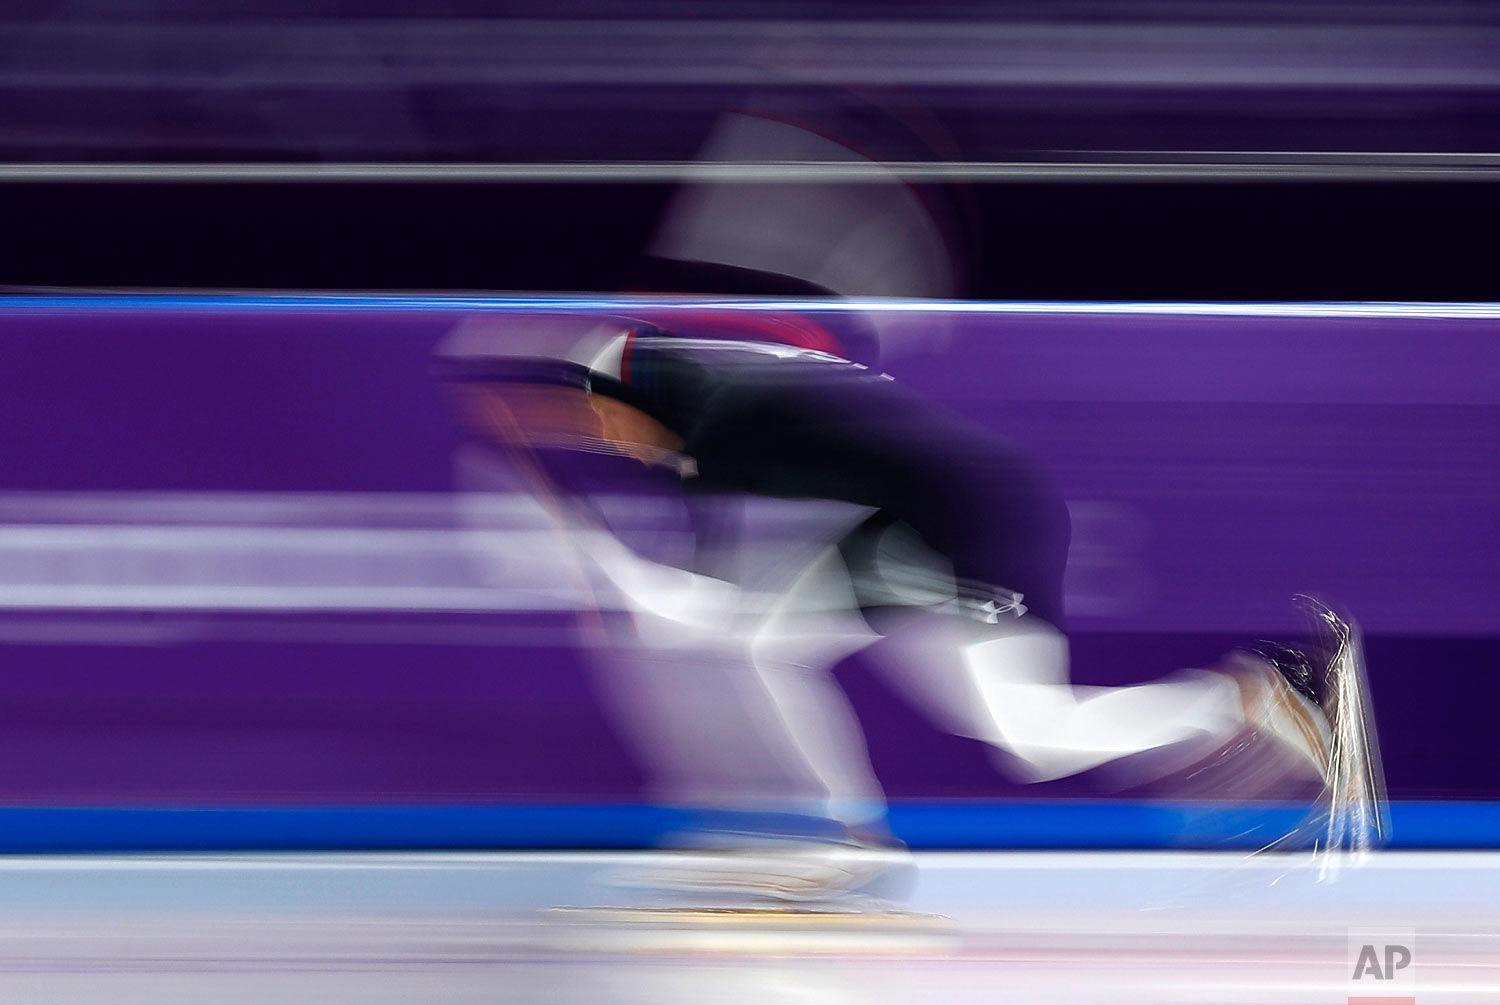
0;524;547;551
0;585;578;612
2;158;1500;183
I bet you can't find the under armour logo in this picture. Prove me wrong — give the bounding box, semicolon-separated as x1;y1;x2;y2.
980;592;1028;622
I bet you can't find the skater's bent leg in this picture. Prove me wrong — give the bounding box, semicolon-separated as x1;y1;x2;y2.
592;632;829;814
455;446;846;826
748;547;889;831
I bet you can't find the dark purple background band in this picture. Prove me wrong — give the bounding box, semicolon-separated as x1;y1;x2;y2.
0;301;1495;804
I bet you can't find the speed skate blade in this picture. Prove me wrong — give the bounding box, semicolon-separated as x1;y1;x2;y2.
605;843;916;905
1295;597;1390;876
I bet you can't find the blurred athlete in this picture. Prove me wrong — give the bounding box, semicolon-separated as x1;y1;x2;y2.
436;89;1335;903
436;300;1334;902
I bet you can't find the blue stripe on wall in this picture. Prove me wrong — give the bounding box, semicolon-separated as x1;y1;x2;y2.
0;801;1490;853
5;294;1500;317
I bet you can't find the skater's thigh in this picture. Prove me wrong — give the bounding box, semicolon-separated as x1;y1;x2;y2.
687;369;1070;627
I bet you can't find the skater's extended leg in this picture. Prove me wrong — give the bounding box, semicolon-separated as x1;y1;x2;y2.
865;601;1331;785
957;621;1243;781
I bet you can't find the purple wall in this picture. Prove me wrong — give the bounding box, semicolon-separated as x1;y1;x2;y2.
0;298;1495;805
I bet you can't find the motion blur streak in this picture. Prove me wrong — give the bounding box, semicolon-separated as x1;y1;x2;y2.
9;17;1499;87
4;2;1498;164
5;156;1500;181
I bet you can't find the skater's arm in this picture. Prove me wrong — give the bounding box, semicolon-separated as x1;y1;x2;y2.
445;381;687;470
